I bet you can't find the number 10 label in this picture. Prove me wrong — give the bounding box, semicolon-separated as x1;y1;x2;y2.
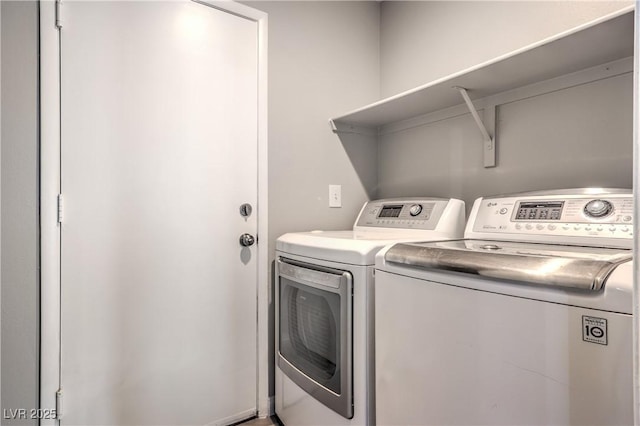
583;315;608;345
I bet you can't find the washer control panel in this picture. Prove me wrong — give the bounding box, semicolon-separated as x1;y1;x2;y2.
355;199;451;230
469;190;633;247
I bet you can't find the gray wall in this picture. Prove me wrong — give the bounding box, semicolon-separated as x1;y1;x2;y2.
242;1;380;245
377;1;633;209
1;1;40;424
377;74;633;204
242;0;380;397
380;1;633;97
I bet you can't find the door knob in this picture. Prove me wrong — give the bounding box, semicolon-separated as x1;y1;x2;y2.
239;233;255;247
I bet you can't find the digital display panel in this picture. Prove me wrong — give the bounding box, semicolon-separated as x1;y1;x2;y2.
378;205;403;218
515;201;564;221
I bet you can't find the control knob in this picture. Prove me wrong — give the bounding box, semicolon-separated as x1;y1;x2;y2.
409;204;423;216
584;199;613;218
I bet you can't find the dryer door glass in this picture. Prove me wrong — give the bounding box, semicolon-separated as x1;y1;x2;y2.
281;279;341;392
277;259;353;419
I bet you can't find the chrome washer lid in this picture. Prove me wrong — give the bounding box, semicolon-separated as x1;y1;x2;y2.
385;239;632;291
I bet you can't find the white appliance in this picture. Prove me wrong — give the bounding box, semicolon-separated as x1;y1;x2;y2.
275;198;466;425
375;189;634;425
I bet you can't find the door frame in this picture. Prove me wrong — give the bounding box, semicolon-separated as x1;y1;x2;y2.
39;1;269;422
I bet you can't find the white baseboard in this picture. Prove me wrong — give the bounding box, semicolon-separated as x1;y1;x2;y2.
210;408;256;426
259;396;275;418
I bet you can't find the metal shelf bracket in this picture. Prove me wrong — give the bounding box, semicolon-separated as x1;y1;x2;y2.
454;86;496;168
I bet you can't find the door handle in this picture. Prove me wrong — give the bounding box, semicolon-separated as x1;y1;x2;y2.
239;233;255;247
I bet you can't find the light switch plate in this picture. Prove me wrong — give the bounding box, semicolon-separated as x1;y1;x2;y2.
329;185;342;208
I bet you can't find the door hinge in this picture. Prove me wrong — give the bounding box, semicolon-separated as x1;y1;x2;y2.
55;0;63;29
57;194;64;224
55;388;63;419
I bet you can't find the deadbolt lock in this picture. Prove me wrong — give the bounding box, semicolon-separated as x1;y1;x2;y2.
240;203;252;217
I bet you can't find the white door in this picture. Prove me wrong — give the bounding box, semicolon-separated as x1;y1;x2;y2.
59;2;258;424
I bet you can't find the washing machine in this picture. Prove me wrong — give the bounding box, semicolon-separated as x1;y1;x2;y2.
275;198;466;425
375;189;634;425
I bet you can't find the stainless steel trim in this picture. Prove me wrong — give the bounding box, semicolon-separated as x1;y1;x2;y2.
385;240;632;291
279;257;351;276
276;257;354;419
368;197;450;202
482;188;631;199
278;258;345;290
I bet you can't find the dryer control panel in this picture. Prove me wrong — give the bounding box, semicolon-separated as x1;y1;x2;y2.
354;198;463;231
467;189;633;248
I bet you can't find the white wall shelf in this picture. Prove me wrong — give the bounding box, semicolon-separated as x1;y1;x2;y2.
330;7;634;137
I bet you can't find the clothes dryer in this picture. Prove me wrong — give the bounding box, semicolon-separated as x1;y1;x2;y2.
275;198;465;425
375;189;633;425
